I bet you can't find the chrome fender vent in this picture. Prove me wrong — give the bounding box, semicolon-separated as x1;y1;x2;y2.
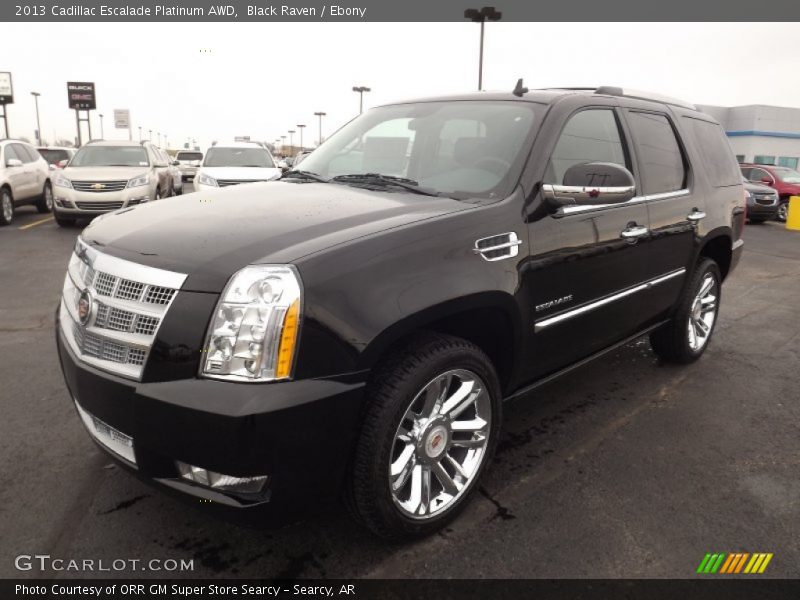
473;232;522;262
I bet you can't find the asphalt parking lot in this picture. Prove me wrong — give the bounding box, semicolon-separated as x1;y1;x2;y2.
1;193;798;579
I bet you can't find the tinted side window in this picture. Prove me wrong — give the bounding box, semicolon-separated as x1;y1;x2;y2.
4;144;20;163
684;118;740;187
750;168;772;183
627;112;686;195
12;143;37;163
545;109;627;184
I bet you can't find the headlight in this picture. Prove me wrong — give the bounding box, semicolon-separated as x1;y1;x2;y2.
127;173;149;188
54;173;72;188
201;265;302;382
197;172;218;187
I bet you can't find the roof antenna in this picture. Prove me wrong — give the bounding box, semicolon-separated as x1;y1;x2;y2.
513;78;529;97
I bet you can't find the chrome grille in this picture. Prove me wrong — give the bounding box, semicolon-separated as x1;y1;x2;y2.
74;201;125;211
59;238;187;380
217;179;268;187
72;180;128;192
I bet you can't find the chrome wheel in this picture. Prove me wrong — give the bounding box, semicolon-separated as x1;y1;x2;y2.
389;369;491;520
777;203;788;222
688;274;717;351
44;185;53;210
1;192;12;222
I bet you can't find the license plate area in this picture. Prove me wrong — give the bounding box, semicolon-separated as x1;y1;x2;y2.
75;401;137;466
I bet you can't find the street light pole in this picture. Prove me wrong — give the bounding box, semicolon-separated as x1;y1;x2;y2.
157;132;161;147
352;86;371;114
138;126;142;142
314;111;326;146
464;6;502;91
148;129;152;142
296;124;306;151
30;92;42;146
288;130;295;154
98;113;104;139
281;135;286;154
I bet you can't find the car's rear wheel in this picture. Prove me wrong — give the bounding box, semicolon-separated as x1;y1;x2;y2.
650;258;721;364
0;188;14;226
348;333;501;539
776;202;788;222
54;211;76;227
36;182;54;213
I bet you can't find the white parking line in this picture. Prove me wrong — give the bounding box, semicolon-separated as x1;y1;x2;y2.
18;216;54;231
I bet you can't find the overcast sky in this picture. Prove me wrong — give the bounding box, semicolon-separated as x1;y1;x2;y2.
3;22;799;150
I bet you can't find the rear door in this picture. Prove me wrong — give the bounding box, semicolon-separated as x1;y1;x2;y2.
9;143;38;199
525;101;651;378
619;107;697;321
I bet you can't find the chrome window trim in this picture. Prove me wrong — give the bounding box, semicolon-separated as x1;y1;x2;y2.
557;188;690;216
534;268;686;332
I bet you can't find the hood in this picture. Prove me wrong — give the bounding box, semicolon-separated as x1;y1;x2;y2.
199;166;281;181
743;180;774;194
81;181;471;292
63;166;150;180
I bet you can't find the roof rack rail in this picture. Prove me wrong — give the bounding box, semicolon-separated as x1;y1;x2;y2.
595;86;696;110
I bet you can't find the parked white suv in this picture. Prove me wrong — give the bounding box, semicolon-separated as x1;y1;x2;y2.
52;140;172;227
0;139;53;226
175;149;203;181
194;142;281;191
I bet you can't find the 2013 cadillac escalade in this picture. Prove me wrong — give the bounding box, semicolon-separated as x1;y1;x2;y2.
56;85;745;539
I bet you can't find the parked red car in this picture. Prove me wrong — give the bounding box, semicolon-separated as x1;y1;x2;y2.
740;163;800;222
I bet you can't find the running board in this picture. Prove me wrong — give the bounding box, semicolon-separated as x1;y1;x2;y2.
504;320;669;402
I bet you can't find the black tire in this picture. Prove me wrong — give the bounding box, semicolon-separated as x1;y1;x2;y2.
347;332;502;539
54;212;76;227
0;187;14;226
775;202;788;223
154;187;162;200
650;258;721;364
36;181;54;213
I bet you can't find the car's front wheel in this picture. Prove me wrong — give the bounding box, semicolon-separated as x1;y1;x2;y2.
776;201;788;222
0;188;14;226
650;257;721;363
36;181;54;213
348;333;501;539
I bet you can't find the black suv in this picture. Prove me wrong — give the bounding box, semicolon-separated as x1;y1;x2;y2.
56;86;745;539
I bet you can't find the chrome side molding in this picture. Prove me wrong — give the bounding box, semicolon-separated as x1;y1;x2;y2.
534;268;686;331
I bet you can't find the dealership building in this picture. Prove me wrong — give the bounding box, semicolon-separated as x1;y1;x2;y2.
698;104;800;169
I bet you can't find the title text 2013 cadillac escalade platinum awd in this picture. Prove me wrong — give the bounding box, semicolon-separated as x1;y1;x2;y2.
56;86;745;539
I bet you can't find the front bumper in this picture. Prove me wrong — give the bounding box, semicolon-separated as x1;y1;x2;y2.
56;317;366;514
178;166;197;178
53;184;152;216
747;201;779;219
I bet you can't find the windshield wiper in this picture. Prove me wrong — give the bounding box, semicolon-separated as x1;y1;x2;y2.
281;170;330;183
331;173;440;197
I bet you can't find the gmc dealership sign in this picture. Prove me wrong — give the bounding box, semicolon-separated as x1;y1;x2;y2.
67;81;96;110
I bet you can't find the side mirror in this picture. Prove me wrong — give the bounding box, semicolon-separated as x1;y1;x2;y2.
57;159;69;168
49;164;57;171
543;162;636;208
6;158;23;168
761;177;773;186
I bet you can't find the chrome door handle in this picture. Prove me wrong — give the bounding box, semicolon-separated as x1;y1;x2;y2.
687;211;707;222
620;225;649;239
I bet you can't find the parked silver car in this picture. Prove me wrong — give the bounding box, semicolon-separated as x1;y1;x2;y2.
1;139;53;225
52;140;172;227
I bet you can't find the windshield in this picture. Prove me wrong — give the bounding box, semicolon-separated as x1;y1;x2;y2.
71;146;149;167
297;100;540;198
203;147;275;168
774;168;800;183
38;149;70;164
177;151;203;161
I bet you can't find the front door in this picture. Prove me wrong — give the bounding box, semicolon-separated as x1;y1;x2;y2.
525;105;651;380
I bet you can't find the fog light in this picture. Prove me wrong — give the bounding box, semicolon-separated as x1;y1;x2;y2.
176;461;269;494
